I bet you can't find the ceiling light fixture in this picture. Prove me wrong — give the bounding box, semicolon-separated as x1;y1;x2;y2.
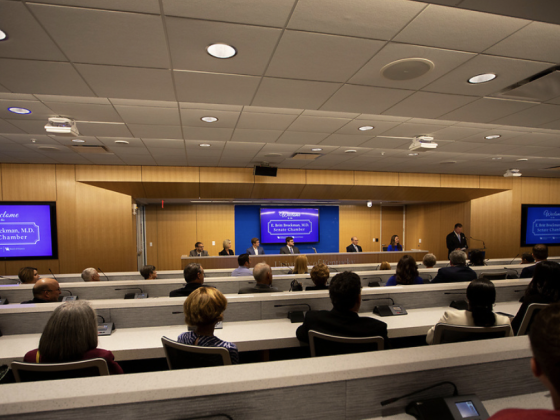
516;158;529;162
485;134;501;140
207;43;237;59
408;153;419;156
72;139;85;143
345;149;357;153
8;107;31;114
468;73;497;84
311;148;323;152
409;135;437;152
0;30;7;41
358;126;374;131
367;201;373;208
199;143;211;147
115;140;129;144
504;168;522;177
492;157;502;160
201;116;218;123
44;117;79;136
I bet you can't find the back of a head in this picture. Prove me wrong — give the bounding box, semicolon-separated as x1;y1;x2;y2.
533;244;548;261
38;301;98;362
184;287;227;328
237;253;250;267
293;255;309;274
449;250;467;266
469;250;485;266
32;279;55;299
81;267;97;282
253;263;271;284
140;265;155;280
329;271;361;311
422;253;437;268
395;255;419;285
526;261;560;301
466;279;496;327
530;303;560;395
310;263;329;286
379;261;391;270
18;267;37;284
522;252;535;264
184;263;202;283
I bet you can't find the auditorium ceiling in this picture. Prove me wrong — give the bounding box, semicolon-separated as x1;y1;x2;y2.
1;0;560;178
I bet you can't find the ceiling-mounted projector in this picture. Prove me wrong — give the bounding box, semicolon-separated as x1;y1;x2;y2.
409;135;438;152
45;117;79;136
504;169;522;177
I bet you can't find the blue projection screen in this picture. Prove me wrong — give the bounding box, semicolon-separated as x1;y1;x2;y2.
0;202;58;260
521;205;560;247
260;208;319;244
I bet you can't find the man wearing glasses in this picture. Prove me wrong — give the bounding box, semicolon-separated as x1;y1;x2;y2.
21;278;61;304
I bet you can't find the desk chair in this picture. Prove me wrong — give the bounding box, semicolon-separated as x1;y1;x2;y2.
11;358;109;382
421;274;432;284
517;303;549;336
161;336;231;370
308;330;384;357
478;271;509;281
432;324;511;345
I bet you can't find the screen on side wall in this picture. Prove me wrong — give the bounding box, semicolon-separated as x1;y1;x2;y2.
0;202;58;260
521;204;560;247
260;208;319;244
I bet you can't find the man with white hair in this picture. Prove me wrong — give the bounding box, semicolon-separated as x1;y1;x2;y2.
81;267;100;282
431;250;477;284
238;263;279;294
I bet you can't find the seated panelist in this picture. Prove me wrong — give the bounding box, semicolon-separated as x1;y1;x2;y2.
219;239;234;256
386;235;402;251
280;237;300;254
189;242;209;257
346;237;362;252
246;237;265;255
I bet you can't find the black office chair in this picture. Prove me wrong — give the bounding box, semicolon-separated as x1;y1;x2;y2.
517;303;549;336
478;271;509;281
431;324;511;345
382;246;389;252
161;336;231;370
421;274;432;284
308;330;384;357
11;358;109;382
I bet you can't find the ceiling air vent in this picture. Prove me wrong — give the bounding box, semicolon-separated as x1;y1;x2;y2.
70;145;112;154
498;68;560;102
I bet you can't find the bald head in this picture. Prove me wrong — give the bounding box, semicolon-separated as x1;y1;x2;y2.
253;263;272;285
33;278;61;302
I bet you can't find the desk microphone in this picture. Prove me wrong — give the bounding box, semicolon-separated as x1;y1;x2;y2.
311;247;317;253
0;296;8;305
172;311;182;314
48;268;58;281
59;289;77;302
444;292;467;310
115;287;148;299
381;381;458;406
363;297;407;316
366;276;382;287
96;315;115;336
98;267;109;281
509;254;520;265
274;303;311;323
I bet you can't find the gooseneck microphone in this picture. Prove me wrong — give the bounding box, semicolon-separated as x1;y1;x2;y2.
48;268;57;281
509;253;520;265
97;314;106;323
98;268;109;281
115;287;147;299
380;381;458;406
469;236;486;249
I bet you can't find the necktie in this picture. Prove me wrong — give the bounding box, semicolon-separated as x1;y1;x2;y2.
290;247;293;254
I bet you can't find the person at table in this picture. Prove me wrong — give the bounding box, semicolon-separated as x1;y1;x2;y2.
346;237;362;252
521;252;535;265
289;255;309;275
280;237;300;254
468;249;486;266
219;239;234;256
140;265;157;280
488;304;560;420
21;278;61;304
189;242;209;257
426;279;513;344
81;267;100;282
24;301;123;374
422;253;437;269
387;235;402;251
238;263;279;294
431;250;477;284
296;271;388;343
246;237;264;255
170;263;212;297
446;223;468;258
178;287;239;365
232;254;252;277
520;244;554;279
18;266;40;284
511;261;560;334
306;263;330;291
379;261;391;270
385;255;423;286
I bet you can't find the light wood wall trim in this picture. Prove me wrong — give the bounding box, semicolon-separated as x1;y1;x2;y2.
399;173;441;187
199;167;254;183
142;166;199;182
479;176;513;189
82;182;147;198
75;165;142;182
55;165;77;274
1;164;56;201
440;174;480;188
354;171;399;186
306;170;354;185
254;169;306;185
521;178;552;203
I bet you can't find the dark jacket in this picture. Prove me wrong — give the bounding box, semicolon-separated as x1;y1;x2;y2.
346;244;362;252
431;265;477;284
219;249;234;256
446;231;468;257
280;246;300;254
246;246;265;255
21;297;51;304
169;283;211;297
306;285;329;291
238;283;279;294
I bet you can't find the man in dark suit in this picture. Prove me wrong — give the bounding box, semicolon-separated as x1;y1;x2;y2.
246;237;265;255
280;237;300;254
238;263;279;294
520;244;552;279
21;278;61;304
431;250;477;284
446;223;468;258
296;271;388;343
169;263;211;297
346;236;362;252
189;242;209;257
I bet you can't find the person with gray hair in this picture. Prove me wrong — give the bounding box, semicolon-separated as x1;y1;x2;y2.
219;239;234;256
238;262;279;294
23;301;123;374
422;253;437;269
81;267;100;282
169;263;212;297
431;250;477;284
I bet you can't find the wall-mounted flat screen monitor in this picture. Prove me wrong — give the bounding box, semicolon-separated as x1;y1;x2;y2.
260;208;319;244
521;204;560;247
0;202;58;260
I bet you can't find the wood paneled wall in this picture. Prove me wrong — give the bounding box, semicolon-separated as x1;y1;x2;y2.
381;206;404;249
339;205;380;252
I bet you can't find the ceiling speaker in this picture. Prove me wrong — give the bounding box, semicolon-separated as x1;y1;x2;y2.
381;58;435;81
254;166;277;177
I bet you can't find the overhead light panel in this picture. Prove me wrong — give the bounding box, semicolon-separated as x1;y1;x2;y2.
0;30;7;41
45;117;79;136
115;140;129;144
207;43;237;59
367;201;373;207
345;149;357;153
504;169;522;177
201;116;218;123
311;148;323;152
468;73;497;84
199;143;211;147
8;107;31;114
409;135;437;152
359;126;374;131
485;134;501;140
72;139;85;143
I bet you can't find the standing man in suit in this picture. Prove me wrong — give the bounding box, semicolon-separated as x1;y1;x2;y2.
189;242;209;257
431;250;477;284
246;237;265;255
446;223;468;258
280;237;300;254
346;237;362;252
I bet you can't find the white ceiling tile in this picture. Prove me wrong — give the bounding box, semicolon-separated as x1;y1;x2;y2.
505;145;552;157
97;137;146;149
29;4;170;68
36;95;111;104
184;140;225;150
180;109;240;128
119;155;158;165
55;136;102;146
154;156;188;165
110;99;177;108
28;0;161;13
296;144;339;154
148;147;186;157
491;104;560;127
127;124;182;139
287;116;352;133
459;129;524;144
321;85;414;114
359;137;411;149
335;119;401;136
230;129;282;143
45;102;123;123
76;122;133;137
182;126;234;141
499;133;560;147
0;93;37;101
0;120;27;134
383;92;478;119
114;105;181;125
5;119;50;134
236;112;297;130
180;103;244;112
440;98;537;124
143;139;185;149
379;122;451;137
81;154;125;165
260;143;302;153
539;120;560;130
429;126;487;140
243;106;302;115
319;134;370;147
275;131;329;145
253;78;342;109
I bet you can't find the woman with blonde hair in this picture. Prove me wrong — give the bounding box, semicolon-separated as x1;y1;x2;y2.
219;239;234;256
178;287;239;364
307;263;330;290
290;255;309;275
23;301;123;374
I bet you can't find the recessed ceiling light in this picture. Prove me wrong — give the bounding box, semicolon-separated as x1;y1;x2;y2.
417;135;434;141
199;143;211;147
201;116;218;123
408;153;419;156
517;158;529;162
485;134;501;140
492;157;502;160
207;43;237;59
345;149;357;153
468;73;497;84
115;140;129;144
72;139;85;143
8;107;31;114
358;126;374;131
311;148;322;152
0;30;7;41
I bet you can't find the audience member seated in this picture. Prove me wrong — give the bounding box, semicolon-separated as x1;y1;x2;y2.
488;304;560;419
140;265;157;280
521;252;535;265
422;253;437;269
521;244;553;279
246;237;264;255
189;242;209;257
170;263;211;297
379;261;391;270
177;287;239;365
81;267;100;282
426;279;513;344
296;271;388;343
23;301;123;374
18;266;40;284
468;249;486;266
219;239;234;256
306;264;330;290
238;263;279;294
431;250;477;284
231;254;252;277
511;261;560;334
387;235;403;251
289;255;309;275
385;255;423;286
21;278;61;304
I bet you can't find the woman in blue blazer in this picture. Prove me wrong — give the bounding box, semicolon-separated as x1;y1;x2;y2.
387;235;403;251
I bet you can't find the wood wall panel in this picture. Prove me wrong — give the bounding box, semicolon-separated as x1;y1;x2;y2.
479;176;513;189
142;166;199;182
196;205;235;257
1;164;56;201
252;169;306;199
354;171;399;186
381;206;404;249
5;259;60;279
55;165;77;273
75;165;142;182
199;168;254;199
155;205;197;270
145;206;159;268
441;175;479;188
339;205;381;252
399;173;440;187
306;170;354;185
521;178;551;204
